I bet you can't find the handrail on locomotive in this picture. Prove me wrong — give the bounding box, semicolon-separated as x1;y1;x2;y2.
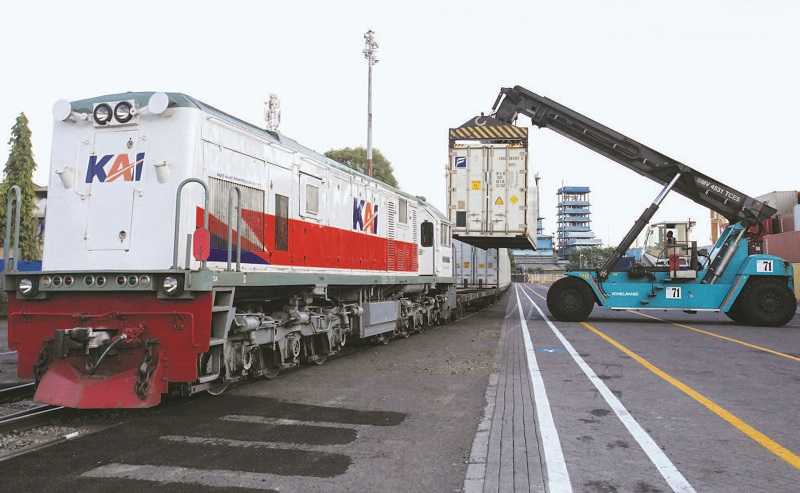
3;184;22;274
172;178;209;270
226;186;242;272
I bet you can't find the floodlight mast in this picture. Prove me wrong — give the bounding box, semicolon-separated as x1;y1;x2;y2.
363;30;379;178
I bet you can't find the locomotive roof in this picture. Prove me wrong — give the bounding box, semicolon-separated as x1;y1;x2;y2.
71;92;446;218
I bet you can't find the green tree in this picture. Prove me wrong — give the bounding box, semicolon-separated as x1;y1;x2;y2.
0;113;40;260
324;147;398;187
566;246;617;271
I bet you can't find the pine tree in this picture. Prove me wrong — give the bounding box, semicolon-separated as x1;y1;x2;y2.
0;113;40;261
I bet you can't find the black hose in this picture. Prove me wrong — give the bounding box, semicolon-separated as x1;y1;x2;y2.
87;336;125;375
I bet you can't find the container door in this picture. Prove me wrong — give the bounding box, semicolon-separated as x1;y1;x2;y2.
85;130;143;251
449;147;488;233
487;146;526;235
467;147;487;233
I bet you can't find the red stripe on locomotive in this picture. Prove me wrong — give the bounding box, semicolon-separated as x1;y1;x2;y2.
196;207;418;272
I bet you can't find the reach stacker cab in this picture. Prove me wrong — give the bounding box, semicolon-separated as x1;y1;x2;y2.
486;86;796;326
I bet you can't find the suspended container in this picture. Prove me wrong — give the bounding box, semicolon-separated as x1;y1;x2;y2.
447;116;537;249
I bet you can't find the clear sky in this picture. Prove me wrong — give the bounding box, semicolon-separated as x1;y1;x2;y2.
1;1;797;246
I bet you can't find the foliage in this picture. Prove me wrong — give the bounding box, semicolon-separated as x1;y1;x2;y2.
0;113;40;260
566;246;616;270
324;147;398;187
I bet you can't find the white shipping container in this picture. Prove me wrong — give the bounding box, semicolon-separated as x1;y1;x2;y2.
497;248;511;289
795;204;800;232
448;135;537;249
452;238;510;289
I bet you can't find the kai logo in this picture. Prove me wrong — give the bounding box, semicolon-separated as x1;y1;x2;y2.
353;198;379;234
85;152;145;183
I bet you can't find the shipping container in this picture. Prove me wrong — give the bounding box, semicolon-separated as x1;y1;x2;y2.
793;263;800;301
497;246;511;289
756;190;799;216
795;204;800;232
779;214;795;233
448;117;537;249
763;231;800;263
452;238;511;289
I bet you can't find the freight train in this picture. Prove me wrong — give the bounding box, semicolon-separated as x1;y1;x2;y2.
3;92;508;409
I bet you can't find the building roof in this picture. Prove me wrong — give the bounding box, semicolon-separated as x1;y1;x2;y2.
557;186;591;194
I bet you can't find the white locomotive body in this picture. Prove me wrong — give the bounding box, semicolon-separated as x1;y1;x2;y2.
44;92;451;278
5;92;502;409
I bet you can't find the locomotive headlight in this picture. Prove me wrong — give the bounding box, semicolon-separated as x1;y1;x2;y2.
40;275;52;288
147;92;169;115
162;276;181;296
93;103;112;125
53;99;73;122
18;278;36;296
114;101;133;123
139;275;151;286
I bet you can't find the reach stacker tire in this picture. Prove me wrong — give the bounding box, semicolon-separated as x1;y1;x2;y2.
736;278;797;327
546;277;595;322
724;302;750;325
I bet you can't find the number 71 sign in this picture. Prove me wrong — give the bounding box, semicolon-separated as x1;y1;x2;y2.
756;260;774;273
665;287;682;299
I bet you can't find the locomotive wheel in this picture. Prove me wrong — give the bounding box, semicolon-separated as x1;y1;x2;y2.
207;381;229;396
738;278;797;327
305;335;328;365
263;366;280;380
261;347;281;379
400;317;411;338
546;277;595;322
207;371;229;396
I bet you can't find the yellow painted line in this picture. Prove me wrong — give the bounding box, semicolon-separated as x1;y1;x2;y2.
579;321;800;470
629;310;800;363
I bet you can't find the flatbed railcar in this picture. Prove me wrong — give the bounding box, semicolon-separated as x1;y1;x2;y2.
3;91;497;409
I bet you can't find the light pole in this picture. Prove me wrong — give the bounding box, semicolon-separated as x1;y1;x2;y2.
363;30;379;178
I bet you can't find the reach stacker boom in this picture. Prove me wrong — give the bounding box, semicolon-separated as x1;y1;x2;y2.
490;86;796;326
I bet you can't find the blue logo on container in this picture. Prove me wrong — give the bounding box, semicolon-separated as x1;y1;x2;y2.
455;156;467;168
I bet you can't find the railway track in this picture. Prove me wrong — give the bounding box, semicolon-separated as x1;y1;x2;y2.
0;382;64;433
0;404;63;429
0;382;35;403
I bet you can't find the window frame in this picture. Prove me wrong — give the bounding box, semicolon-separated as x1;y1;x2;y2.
275;194;289;251
440;223;450;247
398;198;408;225
420;220;434;248
305;183;320;215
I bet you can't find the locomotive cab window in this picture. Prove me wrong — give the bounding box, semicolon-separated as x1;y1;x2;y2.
275;194;289;251
421;221;434;247
399;198;408;224
305;184;319;215
440;223;450;247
